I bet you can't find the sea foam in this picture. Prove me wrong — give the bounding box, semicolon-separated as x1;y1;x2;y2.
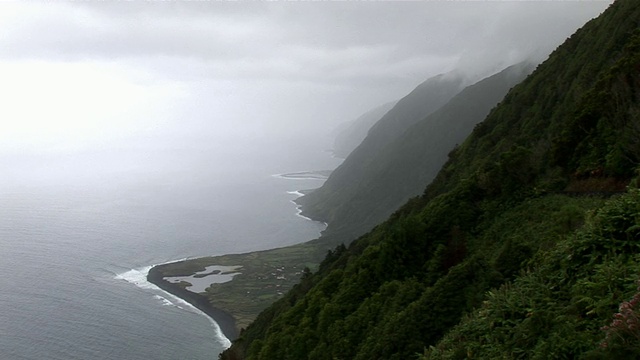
153;294;178;307
115;264;231;348
115;266;156;290
286;194;328;226
289;200;314;221
272;171;329;181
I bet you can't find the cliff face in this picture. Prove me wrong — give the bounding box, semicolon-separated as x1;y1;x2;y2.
298;64;532;246
222;1;640;359
296;72;465;240
331;100;396;159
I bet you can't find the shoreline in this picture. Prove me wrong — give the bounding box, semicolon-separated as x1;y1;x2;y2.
142;171;333;344
143;189;328;344
273;169;332;180
147;265;240;341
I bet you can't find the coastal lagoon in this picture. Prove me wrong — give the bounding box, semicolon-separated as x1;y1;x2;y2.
0;134;340;359
165;265;243;293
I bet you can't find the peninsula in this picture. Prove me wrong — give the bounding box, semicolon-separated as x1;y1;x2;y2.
146;224;332;338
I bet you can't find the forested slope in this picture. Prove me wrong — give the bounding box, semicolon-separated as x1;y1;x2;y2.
305;63;532;245
297;71;466;243
221;1;640;359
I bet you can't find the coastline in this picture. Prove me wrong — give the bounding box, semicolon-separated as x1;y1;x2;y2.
147;265;240;341
142;169;333;344
273;169;332;181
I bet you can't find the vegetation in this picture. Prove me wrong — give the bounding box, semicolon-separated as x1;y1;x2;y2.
424;190;640;359
298;64;531;247
153;54;528;339
297;70;466;244
221;1;640;359
150;241;328;331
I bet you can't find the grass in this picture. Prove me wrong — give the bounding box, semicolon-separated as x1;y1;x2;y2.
154;241;327;330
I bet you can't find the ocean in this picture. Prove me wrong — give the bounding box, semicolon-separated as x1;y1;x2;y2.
0;132;340;359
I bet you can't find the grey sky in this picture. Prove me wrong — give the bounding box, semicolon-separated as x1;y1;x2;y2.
0;1;613;153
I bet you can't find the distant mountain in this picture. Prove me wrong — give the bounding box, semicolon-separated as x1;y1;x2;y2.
222;1;640;359
298;63;532;244
331;100;397;159
296;71;466;244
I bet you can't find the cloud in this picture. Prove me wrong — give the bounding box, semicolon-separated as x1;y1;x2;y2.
0;1;614;142
1;2;612;83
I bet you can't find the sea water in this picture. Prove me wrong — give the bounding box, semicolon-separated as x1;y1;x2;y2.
0;133;340;359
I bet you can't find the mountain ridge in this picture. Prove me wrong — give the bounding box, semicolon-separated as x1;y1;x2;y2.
296;71;466;227
331;100;397;159
297;62;533;245
221;1;640;359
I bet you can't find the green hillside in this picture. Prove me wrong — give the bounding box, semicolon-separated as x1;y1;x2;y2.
303;63;532;246
297;71;466;243
221;1;640;359
149;57;530;340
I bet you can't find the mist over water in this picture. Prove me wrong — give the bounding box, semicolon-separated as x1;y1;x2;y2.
0;122;340;359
